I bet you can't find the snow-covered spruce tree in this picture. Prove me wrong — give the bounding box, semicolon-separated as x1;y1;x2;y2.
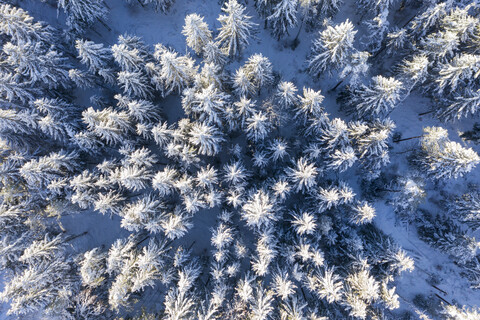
121;96;162;124
111;43;145;73
326;146;357;172
117;70;154;99
69;68;96;89
418;212;480;266
242;53;274;93
189;84;231;127
254;0;275;19
409;2;450;39
0;72;37;103
154;44;198;96
202;40;227;66
386;27;407;55
161;206;194;239
107;238;170;311
290;209;316;236
320;118;350;152
0;256;77;316
449;190;480;231
343;76;403;119
362;8;390;53
353;118;395;180
437;88;480;122
442;304;480;319
246;110;271;143
286;157;319;193
349;201;376;225
316;0;342;18
120;195;165;233
188;121;225;156
18;234;64;265
435;54;480;95
216;0;255;57
397;54;429;97
94;190;125;216
0;109;38;149
276;81;299;109
134;0;176;13
195;62;226;90
3;41;72;89
57;0;109;35
339;50;370;88
390;174;426;223
297;0;319;28
294;87;325;123
316;181;355;212
0;4;54;43
241;189;277;230
82;107;132;145
19;150;79;189
182;14;212;55
267;0;298;39
80;248;107;288
416;126;480;180
308;19;357;76
233;68;257;97
75;39;112;72
111;163;152;192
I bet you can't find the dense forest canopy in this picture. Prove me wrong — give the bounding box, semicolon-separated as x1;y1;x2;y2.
0;0;480;319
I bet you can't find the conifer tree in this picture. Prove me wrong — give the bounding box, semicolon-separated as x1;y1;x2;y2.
155;44;198;96
233;68;257;97
0;72;35;103
390;175;426;222
202;41;227;66
141;0;176;12
437;89;480;122
345;76;403;119
82;107;132;145
0;258;76;316
69;68;95;89
191;84;230;127
308;19;357;76
216;0;255;57
276;81;299;108
111;43;145;72
450;191;480;230
80;248;106;288
182;14;212;55
57;0;109;35
0;4;53;43
417;126;480;180
3;42;71;89
246;111;271;142
242;53;274;92
436;54;480;94
188;122;225;156
355;118;395;180
117;70;154;99
286;157;318;192
267;0;298;39
75;39;111;72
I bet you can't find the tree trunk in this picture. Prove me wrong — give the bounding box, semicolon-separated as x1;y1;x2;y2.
291;18;305;50
97;18;112;32
419;110;434;116
393;135;422;143
65;231;88;242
